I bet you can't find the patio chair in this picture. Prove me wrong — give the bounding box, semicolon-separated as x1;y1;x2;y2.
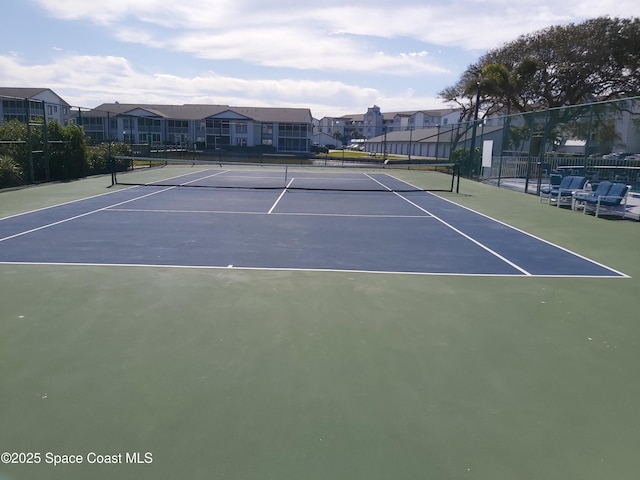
584;182;630;218
540;175;575;204
542;176;588;207
549;173;563;187
572;181;612;211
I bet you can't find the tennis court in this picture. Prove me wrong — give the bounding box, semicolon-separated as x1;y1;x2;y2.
0;165;626;277
1;166;639;480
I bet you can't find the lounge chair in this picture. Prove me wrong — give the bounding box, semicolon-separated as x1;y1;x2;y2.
572;181;612;211
540;175;573;204
583;182;630;218
540;175;588;206
548;173;563;188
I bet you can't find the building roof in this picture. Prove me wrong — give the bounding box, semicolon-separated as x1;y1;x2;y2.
327;108;460;123
0;87;70;106
366;124;503;143
84;103;312;123
385;108;460;119
0;87;50;99
334;113;364;123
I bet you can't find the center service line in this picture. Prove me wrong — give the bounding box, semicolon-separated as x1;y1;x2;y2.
268;178;295;214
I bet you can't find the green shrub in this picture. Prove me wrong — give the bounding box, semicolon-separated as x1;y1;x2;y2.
0;156;24;188
86;142;131;175
86;149;108;175
451;148;480;177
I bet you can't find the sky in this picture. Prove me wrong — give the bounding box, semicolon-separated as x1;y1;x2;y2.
1;0;638;119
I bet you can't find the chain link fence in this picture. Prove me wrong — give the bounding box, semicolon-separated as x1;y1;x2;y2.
475;96;640;194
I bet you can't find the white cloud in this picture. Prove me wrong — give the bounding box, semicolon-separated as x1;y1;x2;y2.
14;0;638;117
31;0;640;76
0;53;449;117
114;25;447;75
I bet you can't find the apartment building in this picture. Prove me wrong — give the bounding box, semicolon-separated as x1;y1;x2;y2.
76;103;314;153
0;87;71;125
316;105;461;146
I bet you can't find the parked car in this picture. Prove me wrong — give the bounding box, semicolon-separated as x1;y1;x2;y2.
602;152;634;160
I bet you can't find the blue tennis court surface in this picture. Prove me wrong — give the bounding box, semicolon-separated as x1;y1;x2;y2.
0;168;628;277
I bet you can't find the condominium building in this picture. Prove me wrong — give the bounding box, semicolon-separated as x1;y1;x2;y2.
76;103;314;153
315;105;461;146
0;87;71;125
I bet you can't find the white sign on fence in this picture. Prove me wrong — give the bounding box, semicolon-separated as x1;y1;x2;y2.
482;140;494;168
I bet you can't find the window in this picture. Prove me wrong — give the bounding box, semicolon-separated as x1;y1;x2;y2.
261;123;274;146
277;123;309;151
139;133;161;144
168;120;189;130
167;120;189;145
138;117;161;132
207;119;230;135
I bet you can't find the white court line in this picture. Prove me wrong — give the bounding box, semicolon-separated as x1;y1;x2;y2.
0;170;233;243
108;207;429;218
2;170;627;278
381;172;630;279
0;186;135;222
0;168;226;223
0;187;176;243
268;178;295;214
364;173;533;276
120;167;229;186
165;169;230;186
0;261;628;278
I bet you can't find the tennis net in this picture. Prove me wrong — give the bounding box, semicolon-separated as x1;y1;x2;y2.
111;156;459;193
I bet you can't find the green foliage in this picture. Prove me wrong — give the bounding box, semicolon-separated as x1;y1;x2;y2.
0;119;90;186
554;103;622;154
47;121;89;180
0;156;24;188
0;120;29;174
440;18;640;159
86;142;130;174
507;124;532;153
440;17;640;120
451;147;480;177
